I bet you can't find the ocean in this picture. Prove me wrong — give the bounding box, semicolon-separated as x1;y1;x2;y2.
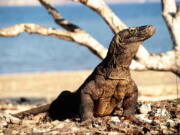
0;3;173;74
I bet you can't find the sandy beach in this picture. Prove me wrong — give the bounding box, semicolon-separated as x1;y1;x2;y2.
0;70;179;135
0;70;179;101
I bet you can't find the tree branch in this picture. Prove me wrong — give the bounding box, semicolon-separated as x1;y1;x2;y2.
0;0;179;77
0;24;72;40
73;0;154;69
161;0;180;50
74;0;126;34
161;0;180;77
0;23;107;59
76;0;180;77
39;0;80;32
33;0;180;76
38;0;107;59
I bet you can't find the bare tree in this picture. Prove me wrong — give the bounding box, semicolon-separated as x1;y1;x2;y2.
0;0;179;77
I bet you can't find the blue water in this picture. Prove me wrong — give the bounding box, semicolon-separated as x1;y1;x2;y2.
0;3;173;74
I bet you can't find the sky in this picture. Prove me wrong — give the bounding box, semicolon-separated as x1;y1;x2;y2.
0;0;177;6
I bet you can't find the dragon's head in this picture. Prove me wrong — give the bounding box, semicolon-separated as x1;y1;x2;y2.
116;25;156;44
106;25;156;67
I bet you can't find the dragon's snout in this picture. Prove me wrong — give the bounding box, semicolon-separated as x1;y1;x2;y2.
138;25;156;38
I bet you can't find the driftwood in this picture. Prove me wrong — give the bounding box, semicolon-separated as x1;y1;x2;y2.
0;0;179;77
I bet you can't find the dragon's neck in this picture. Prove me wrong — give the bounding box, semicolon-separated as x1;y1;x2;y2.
96;41;140;80
106;41;140;68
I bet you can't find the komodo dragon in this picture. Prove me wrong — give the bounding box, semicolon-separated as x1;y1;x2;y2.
14;25;156;122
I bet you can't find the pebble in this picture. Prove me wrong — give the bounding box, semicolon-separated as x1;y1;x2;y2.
110;116;121;123
160;124;167;130
54;123;65;128
139;104;151;114
11;130;18;134
70;127;79;133
150;130;159;134
0;121;8;128
33;128;46;133
162;129;170;134
155;108;170;119
92;122;100;128
108;131;121;135
50;131;60;135
0;114;21;124
85;133;93;135
153;119;161;124
0;100;178;134
22;120;36;125
51;120;61;125
2;114;10;123
9;116;21;124
135;114;152;124
166;119;176;128
64;119;71;123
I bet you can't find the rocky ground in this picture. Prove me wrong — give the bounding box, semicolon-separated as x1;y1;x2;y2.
0;98;179;135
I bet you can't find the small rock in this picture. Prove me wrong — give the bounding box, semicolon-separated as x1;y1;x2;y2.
51;120;61;125
92;121;100;128
1;114;21;124
150;130;159;134
0;121;8;128
110;116;120;123
11;130;18;135
135;114;152;124
32;128;39;133
2;114;11;123
162;129;169;134
54;123;64;128
166;119;176;128
22;120;36;125
64;119;71;123
153;119;161;124
108;131;120;135
9;116;21;124
139;104;151;114
122;120;130;127
85;133;93;135
71;127;79;132
33;128;45;133
48;130;59;134
160;124;167;130
155;108;170;119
